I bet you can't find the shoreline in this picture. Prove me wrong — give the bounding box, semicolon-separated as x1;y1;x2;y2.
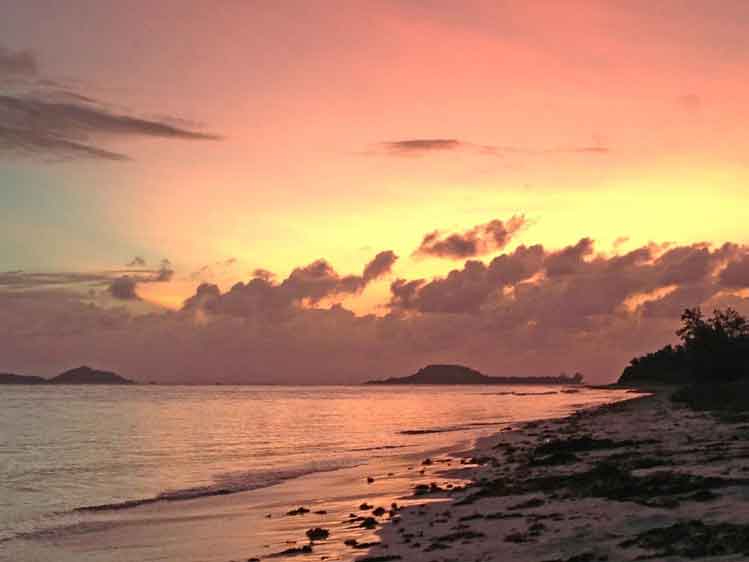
1;387;633;562
362;388;749;562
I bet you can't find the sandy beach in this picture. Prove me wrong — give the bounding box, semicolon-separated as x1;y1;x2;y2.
9;388;749;562
353;389;749;562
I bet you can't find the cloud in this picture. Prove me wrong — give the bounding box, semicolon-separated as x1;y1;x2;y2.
378;139;609;158
0;46;219;161
109;276;139;300
544;237;595;277
0;45;37;77
1;258;175;299
252;268;275;281
154;259;174;282
415;216;526;259
3;240;749;385
381;139;465;156
362;250;398;281
183;250;398;318
127;257;146;267
720;255;749;288
393;239;747;322
391;244;546;314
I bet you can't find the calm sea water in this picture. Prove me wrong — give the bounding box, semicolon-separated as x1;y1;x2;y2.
0;384;629;561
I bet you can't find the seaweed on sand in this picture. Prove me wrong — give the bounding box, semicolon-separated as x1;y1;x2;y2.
620;520;749;558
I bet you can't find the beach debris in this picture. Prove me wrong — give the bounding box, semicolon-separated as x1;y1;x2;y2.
359;502;373;510
305;527;329;542
620;520;749;558
344;539;381;549
508;497;545;510
544;552;607;562
413;484;430;496
434;530;485;543
270;544;313;557
372;506;386;516
286;506;310;516
360;516;378;529
533;435;657;456
367;476;375;483
458;460;747;508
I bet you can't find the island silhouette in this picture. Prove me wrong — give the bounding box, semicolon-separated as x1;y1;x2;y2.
366;364;584;385
0;366;134;385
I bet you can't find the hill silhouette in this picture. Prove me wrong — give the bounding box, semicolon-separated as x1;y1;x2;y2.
366;364;584;385
0;366;134;385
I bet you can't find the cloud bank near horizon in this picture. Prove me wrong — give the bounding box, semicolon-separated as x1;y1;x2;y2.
2;235;749;385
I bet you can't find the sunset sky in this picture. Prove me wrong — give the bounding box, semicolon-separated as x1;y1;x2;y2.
2;1;749;383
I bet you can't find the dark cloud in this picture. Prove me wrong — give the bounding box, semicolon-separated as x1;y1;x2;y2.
720;255;749;288
183;251;398;318
252;268;275;281
544;237;595;277
154;259;174;282
415;216;526;259
0;46;219;162
392;244;546;314
362;250;398;281
393;239;748;322
640;283;717;319
378;139;609;158
381;139;464;156
1;258;175;298
0;45;37;77
109;276;139;300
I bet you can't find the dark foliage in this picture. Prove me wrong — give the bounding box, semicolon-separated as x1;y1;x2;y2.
619;307;749;385
620;520;749;558
672;382;749;413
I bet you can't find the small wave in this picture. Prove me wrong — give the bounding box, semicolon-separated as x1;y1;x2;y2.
400;428;457;435
75;459;360;513
479;390;560;396
400;421;500;435
348;444;411;452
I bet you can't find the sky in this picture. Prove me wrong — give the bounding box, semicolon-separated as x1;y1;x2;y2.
1;0;749;383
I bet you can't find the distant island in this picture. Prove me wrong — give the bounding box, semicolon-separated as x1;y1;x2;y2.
365;364;584;385
0;366;135;385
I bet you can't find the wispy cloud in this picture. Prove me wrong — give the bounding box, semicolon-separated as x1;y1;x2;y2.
0;45;220;162
377;138;609;157
0;259;175;301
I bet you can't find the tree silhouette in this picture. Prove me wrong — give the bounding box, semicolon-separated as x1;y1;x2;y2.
620;307;749;385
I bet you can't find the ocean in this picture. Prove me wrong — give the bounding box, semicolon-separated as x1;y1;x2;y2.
0;384;630;562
